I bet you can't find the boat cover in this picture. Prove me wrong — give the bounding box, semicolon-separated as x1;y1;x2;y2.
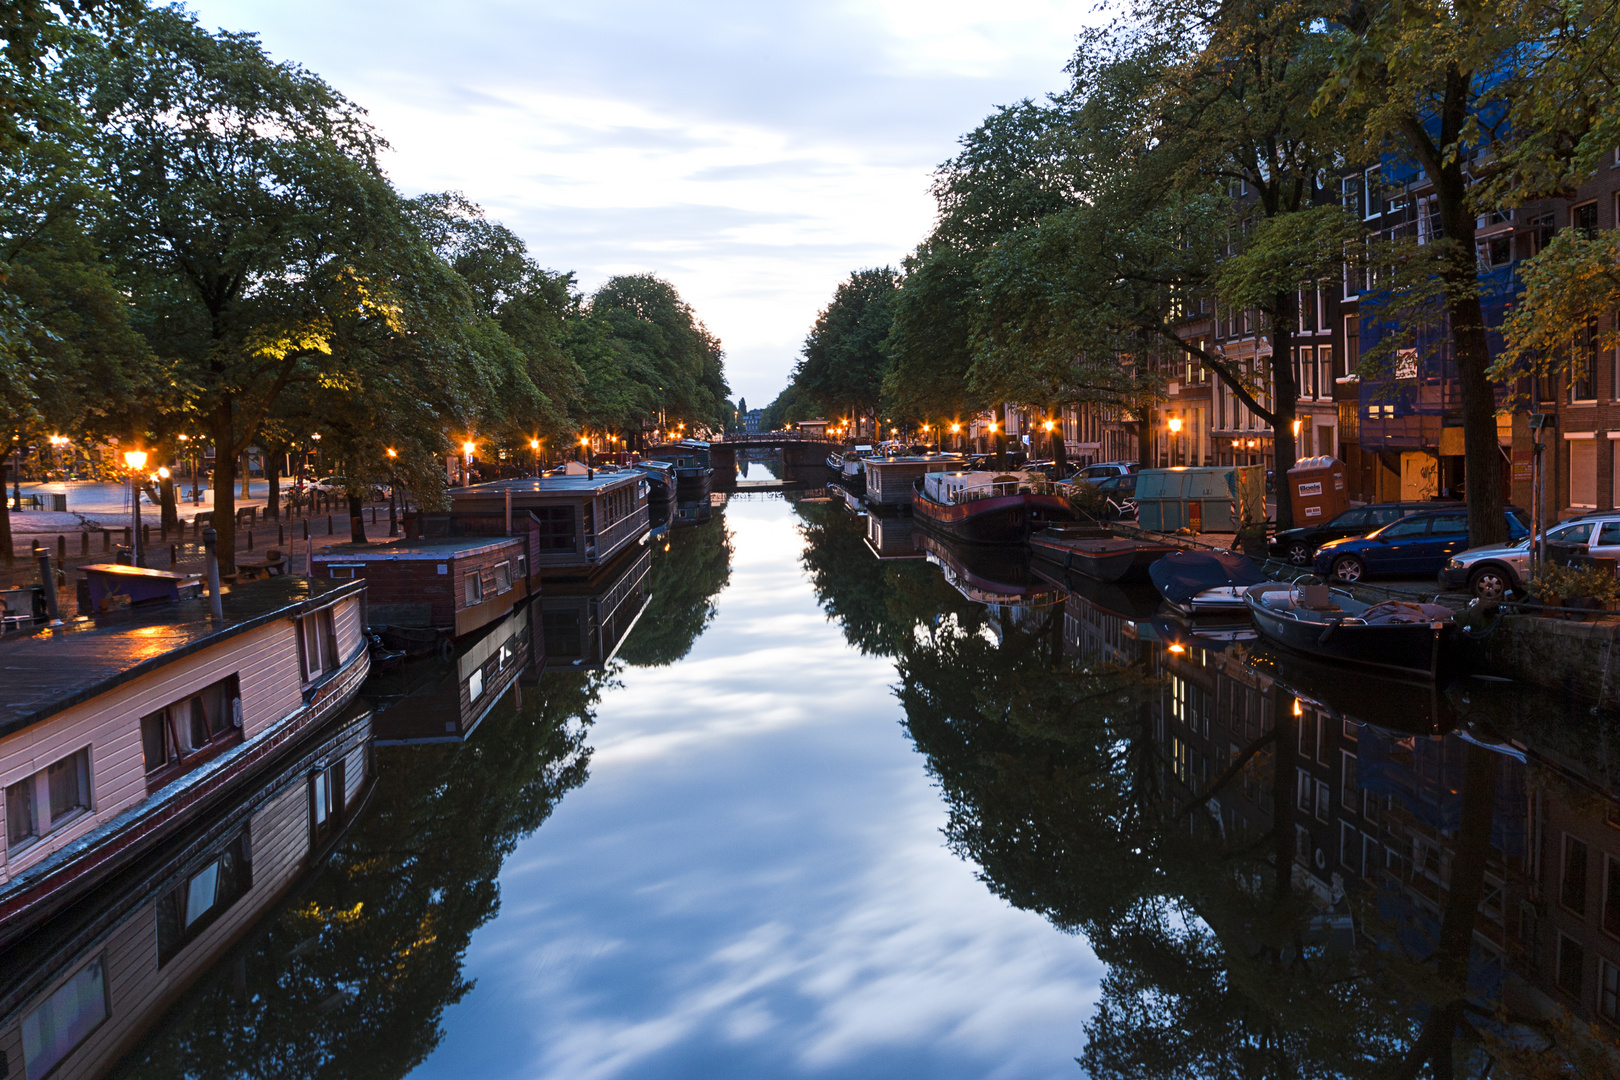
1149;550;1268;607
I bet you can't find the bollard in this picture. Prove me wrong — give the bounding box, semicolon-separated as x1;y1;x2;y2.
279;523;285;544
57;535;65;563
370;506;376;524
142;523;150;546
202;529;224;621
81;531;89;556
170;544;178;568
247;530;254;551
102;530;110;552
35;550;61;625
302;520;309;541
327;515;333;535
124;526;132;547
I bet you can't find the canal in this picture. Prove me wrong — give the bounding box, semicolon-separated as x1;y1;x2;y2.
17;482;1620;1078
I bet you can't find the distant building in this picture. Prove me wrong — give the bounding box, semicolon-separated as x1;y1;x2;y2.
743;409;763;434
797;418;829;437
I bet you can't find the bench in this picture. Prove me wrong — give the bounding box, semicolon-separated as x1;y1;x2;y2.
236;549;289;582
78;563;203;612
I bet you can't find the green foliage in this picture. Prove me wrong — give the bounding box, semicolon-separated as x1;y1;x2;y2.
793;267;901;422
1526;562;1620;604
1494;228;1620;397
617;512;735;666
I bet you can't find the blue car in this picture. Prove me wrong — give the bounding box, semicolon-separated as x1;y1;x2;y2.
1313;508;1530;582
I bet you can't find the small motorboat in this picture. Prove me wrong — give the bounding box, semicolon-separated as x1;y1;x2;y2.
1150;549;1269;615
1243;582;1457;677
1029;526;1179;583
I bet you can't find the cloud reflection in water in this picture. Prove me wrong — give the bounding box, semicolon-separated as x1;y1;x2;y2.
415;499;1100;1079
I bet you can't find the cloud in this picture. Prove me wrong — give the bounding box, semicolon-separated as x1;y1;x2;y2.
188;0;1098;406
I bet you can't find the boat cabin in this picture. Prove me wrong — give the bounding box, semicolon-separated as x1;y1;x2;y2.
311;535;529;640
539;544;651;671
444;473;650;578
642;441;714;493
0;576;369;947
863;454;967;506
0;707;372;1080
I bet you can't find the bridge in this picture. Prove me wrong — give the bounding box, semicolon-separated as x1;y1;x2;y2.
709;431;841;468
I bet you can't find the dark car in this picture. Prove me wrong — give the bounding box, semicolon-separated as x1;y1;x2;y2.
1313;508;1530;582
1073;473;1138;520
1268;501;1462;566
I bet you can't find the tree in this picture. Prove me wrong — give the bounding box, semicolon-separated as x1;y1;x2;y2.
73;7;430;570
616;512;733;666
794;267;901;431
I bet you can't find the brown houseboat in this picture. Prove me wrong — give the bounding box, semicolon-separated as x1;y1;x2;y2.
312;535;531;642
444;473;650;579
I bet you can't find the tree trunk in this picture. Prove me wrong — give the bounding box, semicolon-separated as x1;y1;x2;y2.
160;474;178;534
994;429;1007;470
211;402;237;575
348;491;367;544
240;450;250;499
1136;415;1152;466
0;458;11;568
265;450;281;521
1442;189;1508;547
1270;295;1299;532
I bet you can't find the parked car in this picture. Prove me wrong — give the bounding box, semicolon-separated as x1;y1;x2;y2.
1025;459;1081;480
1313;508;1529;582
1076;461;1139;481
1439;514;1620;598
1268;501;1462;566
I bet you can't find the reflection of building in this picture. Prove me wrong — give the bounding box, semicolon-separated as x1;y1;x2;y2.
865;513;924;560
371;602;537;745
0;707;373;1080
540;545;652;671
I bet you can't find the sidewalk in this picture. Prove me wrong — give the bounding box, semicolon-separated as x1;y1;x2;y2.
5;480;283;533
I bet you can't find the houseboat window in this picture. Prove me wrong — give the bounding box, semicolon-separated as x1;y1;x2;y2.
469;666;485;702
516;553;527;577
298;609;339;682
582;502;595;536
6;775;37;849
494;561;512;594
155;831;252;966
141;709;172;773
532;506;575;550
464;570;484;606
47;749;91;827
21;954;109;1080
309;759;346;847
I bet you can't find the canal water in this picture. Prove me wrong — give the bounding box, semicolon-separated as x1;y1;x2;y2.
25;478;1620;1078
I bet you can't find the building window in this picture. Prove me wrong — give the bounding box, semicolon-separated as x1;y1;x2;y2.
1316;779;1331;823
494;561;513;594
297;608;339;683
531;506;576;551
1603;959;1620;1021
1340;821;1358;870
1362;166;1380;219
1341;752;1358;809
20;955;109;1080
1576;201;1599;237
1559;934;1586;999
155;831;253;965
1565;834;1591;914
1318;346;1334;397
1606;856;1620;939
1572;440;1599;508
7;747;92;853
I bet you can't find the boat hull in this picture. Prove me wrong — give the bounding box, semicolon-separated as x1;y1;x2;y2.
1244;593;1452;677
1029;535;1177;583
913;491;1075;543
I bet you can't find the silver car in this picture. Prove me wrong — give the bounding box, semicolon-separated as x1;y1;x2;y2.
1439;515;1620;598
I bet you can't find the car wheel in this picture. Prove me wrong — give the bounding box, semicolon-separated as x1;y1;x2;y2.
1468;565;1511;601
1286;541;1311;566
1331;555;1365;582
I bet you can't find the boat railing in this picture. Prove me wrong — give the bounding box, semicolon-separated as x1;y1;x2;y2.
945;477;1057;505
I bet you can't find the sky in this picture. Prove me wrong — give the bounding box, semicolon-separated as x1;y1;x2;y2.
185;0;1095;410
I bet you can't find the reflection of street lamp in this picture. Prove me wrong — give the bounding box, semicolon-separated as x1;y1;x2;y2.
124;450;148;567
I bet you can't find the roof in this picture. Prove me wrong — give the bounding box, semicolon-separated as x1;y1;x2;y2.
310;536;523;562
0;577;364;737
450;473;642;497
864;455;968;468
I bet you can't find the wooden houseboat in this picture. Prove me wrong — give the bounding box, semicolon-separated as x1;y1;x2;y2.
539;544;652;671
0;576;369;950
370;602;538;744
442;472;650;580
0;706;373;1080
312;535;530;643
642;440;715;497
633;459;676;530
861;454;966;509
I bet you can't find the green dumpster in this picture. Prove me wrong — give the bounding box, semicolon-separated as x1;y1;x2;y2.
1135;466;1264;533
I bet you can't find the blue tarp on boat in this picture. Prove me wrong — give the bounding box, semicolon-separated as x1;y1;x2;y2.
1149;550;1268;607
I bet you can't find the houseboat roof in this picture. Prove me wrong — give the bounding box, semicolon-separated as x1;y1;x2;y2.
450;474;643;498
310;536;524;562
864;454;968;467
0;577;365;738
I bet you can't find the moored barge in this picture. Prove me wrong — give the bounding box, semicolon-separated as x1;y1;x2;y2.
912;470;1076;543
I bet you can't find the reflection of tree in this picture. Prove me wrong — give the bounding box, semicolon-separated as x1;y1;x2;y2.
795;500;973;656
618;512;733;667
119;674;599;1079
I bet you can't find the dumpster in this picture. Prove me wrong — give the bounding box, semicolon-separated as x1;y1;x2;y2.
1135;466;1264;533
1286;455;1349;526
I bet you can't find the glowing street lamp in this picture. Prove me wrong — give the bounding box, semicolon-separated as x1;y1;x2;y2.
1167;415;1182;467
529;438;541;477
123;450;148;567
385;449;400;535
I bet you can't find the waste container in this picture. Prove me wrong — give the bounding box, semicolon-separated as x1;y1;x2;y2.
1135;466;1264;533
1286;455;1348;526
46;492;65;511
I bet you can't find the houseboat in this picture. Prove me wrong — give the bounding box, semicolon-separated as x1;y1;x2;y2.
642;440;714;498
0;575;369;949
539;544;652;671
633;459;676;530
369;602;538;744
443;472;650;580
1028;527;1180;584
862;454;965;509
918;533;1067;613
865;513;924;560
312;535;530;646
0;706;373;1080
912;470;1077;543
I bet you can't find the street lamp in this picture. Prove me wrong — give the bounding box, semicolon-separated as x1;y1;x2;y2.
123;450;148;567
386;448;399;535
530;438;541;476
1168;416;1182;467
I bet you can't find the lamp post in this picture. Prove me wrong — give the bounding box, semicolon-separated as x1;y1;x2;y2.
123;449;148;567
530;438;541;477
580;435;593;479
1291;417;1303;460
1168;416;1183;467
386;448;399;536
461;440;475;486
